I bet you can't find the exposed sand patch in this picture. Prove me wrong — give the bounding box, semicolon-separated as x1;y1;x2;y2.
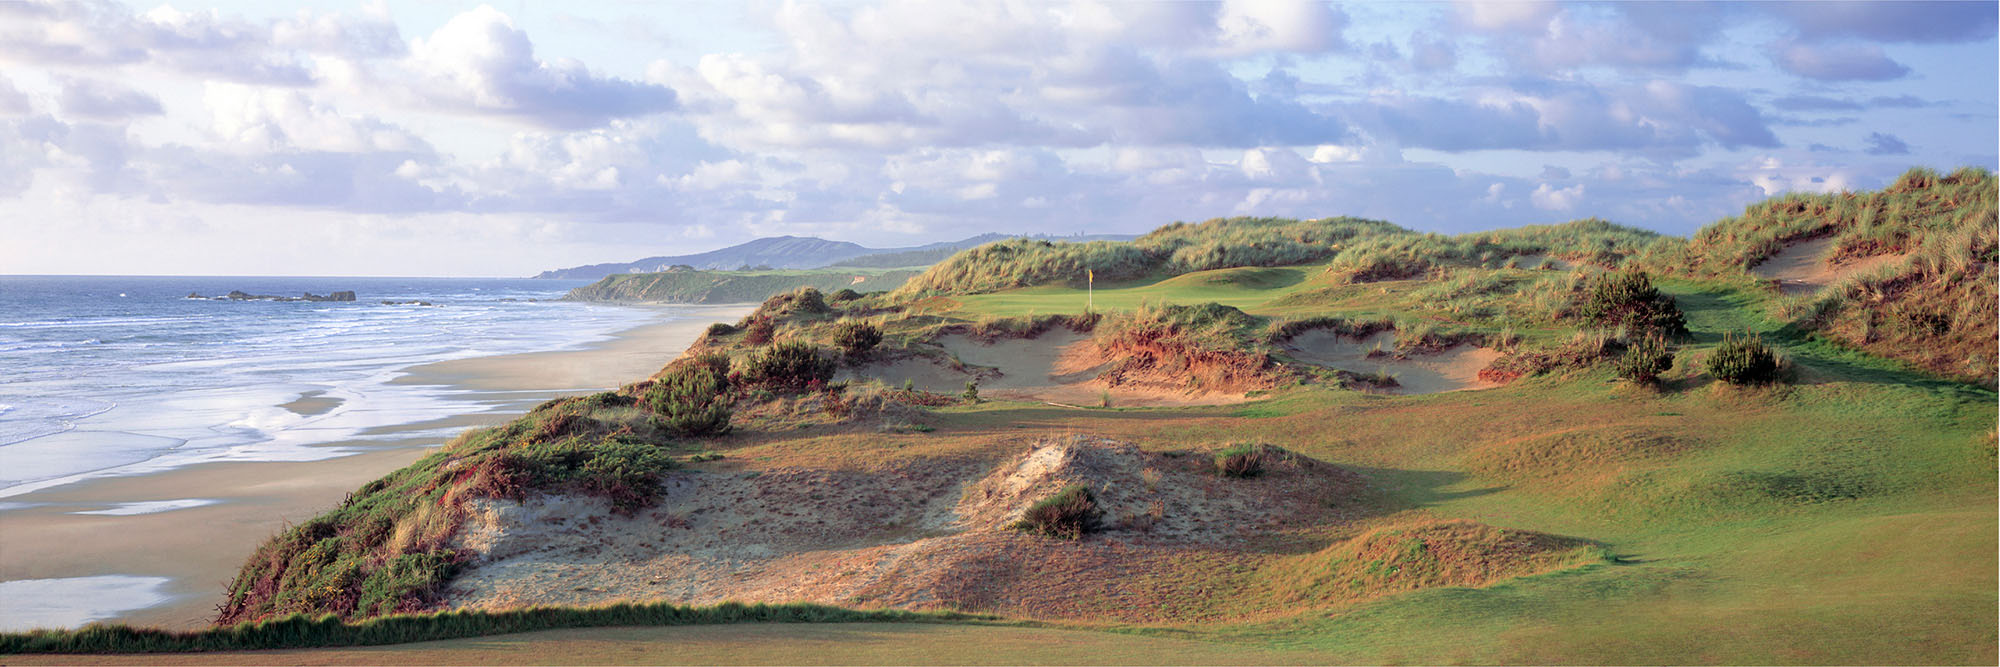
278;390;342;417
839;330;1246;407
447;435;1365;622
1752;237;1909;295
1283;330;1502;395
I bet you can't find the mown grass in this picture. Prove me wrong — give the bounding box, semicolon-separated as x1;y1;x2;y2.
1;602;989;654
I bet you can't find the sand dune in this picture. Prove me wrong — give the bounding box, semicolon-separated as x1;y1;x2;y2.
1752;237;1908;295
1282;330;1501;395
839;330;1245;407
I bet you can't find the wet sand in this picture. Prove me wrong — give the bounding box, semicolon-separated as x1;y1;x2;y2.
392;305;749;391
0;304;753;631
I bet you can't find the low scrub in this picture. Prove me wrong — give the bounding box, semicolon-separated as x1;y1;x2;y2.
1013;483;1099;540
831;321;883;357
1613;334;1675;385
1573;270;1688;338
1706;333;1781;385
736;342;836;393
892;238;1156;298
643;354;732;436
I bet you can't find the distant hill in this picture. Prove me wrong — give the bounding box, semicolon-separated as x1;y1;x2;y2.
534;233;1137;280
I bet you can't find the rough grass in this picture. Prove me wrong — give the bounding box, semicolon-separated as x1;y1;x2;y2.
2;602;986;654
216;394;686;625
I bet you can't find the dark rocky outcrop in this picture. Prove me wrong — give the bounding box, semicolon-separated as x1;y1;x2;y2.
187;290;357;302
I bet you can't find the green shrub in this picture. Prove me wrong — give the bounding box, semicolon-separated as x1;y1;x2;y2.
705;322;735;337
1013;484;1099;540
643;355;732;436
829;288;862;301
1575;270;1689;337
737;342;835;393
1214;444;1267;478
1614;334;1675;385
1706;333;1781;384
831;321;883;356
961;380;980;402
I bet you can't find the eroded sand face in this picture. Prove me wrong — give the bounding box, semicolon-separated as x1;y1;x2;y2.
446;435;1361;620
839;330;1245;407
1282;330;1501;395
1751;237;1909;295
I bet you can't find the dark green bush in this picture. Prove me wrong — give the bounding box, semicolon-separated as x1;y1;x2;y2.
1614;334;1675;385
737;342;835;393
705;322;734;337
1575;270;1689;338
829;288;862;301
831;321;883;356
1013;484;1099;540
643;355;732;436
961;380;980;402
1706;333;1781;384
1214;444;1267;478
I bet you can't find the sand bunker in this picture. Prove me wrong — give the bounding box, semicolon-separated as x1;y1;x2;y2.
838;330;1245;407
1283;330;1502;394
446;435;1364;622
1506;254;1573;270
1752;237;1909;295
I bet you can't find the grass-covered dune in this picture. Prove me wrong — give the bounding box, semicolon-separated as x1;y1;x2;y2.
15;167;1993;664
564;267;919;304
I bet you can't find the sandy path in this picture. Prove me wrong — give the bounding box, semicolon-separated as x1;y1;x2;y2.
1752;237;1908;295
1283;330;1501;394
0;308;749;631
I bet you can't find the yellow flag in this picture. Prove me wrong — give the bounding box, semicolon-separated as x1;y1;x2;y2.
1088;269;1094;283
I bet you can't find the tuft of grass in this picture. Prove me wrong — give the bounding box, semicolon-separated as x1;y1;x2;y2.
1012;484;1099;540
1214;444;1268;478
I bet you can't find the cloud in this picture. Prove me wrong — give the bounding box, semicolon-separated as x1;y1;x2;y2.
0;75;30;116
1862;132;1910;155
271;7;406;59
1770;40;1909;81
1212;0;1348;56
57;78;163;122
406;6;678;129
1530;182;1584;210
1458;2;1725;71
1355;80;1777;158
1771;94;1932;112
1771;1;1999;43
203;83;430;154
663;1;1350;151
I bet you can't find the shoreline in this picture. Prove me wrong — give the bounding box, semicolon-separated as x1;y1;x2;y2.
0;304;754;631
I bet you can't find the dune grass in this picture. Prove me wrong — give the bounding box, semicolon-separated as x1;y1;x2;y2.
1;602;988;655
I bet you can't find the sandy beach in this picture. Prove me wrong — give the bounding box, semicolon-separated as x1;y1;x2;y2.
0;304;752;631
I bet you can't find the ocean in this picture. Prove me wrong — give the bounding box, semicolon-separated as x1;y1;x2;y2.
0;275;668;499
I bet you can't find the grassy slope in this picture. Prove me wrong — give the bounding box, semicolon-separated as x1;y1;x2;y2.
565;268;918;304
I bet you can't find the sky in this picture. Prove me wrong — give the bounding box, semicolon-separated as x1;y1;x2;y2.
0;0;1995;277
